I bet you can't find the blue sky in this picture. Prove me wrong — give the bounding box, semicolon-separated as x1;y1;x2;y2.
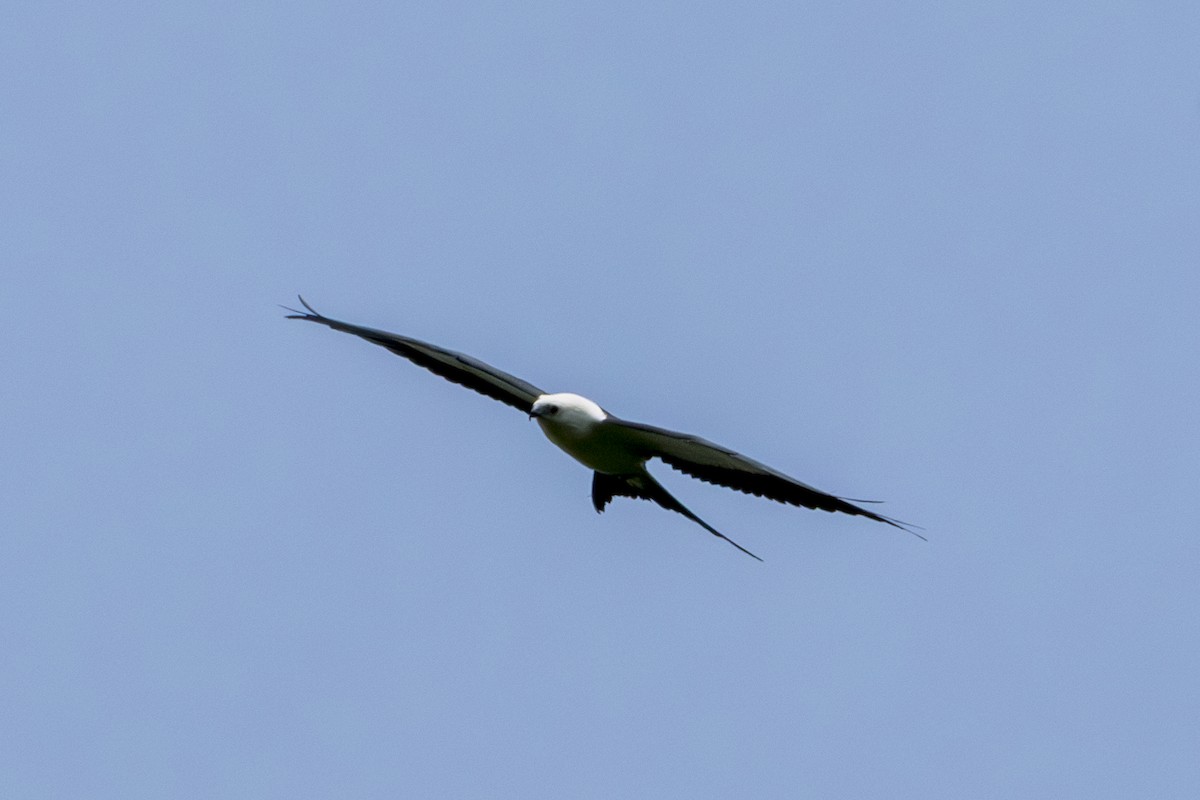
3;2;1198;797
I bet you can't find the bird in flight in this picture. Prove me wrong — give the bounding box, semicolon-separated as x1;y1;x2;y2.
285;297;921;561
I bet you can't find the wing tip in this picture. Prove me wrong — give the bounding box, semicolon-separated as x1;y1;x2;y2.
281;294;324;320
864;508;927;541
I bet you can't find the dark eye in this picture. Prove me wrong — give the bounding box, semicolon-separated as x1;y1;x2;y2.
546;405;559;415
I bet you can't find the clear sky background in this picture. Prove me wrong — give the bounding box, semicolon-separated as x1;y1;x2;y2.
3;3;1198;798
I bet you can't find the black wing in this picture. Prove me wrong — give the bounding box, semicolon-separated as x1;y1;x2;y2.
607;419;923;538
284;296;545;414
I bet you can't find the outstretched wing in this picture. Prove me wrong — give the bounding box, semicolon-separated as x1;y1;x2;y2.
284;296;545;413
606;419;922;538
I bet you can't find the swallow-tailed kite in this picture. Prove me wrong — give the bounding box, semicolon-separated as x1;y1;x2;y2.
285;297;920;560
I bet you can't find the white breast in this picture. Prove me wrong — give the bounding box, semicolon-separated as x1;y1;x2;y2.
533;392;644;474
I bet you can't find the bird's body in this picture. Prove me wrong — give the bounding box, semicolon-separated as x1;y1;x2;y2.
285;297;920;561
531;393;639;474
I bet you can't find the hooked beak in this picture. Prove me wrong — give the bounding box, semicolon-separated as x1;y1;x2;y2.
528;407;544;420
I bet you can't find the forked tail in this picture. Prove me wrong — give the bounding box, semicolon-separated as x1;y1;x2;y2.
593;470;763;562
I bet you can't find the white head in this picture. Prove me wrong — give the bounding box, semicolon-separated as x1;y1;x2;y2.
529;392;607;432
